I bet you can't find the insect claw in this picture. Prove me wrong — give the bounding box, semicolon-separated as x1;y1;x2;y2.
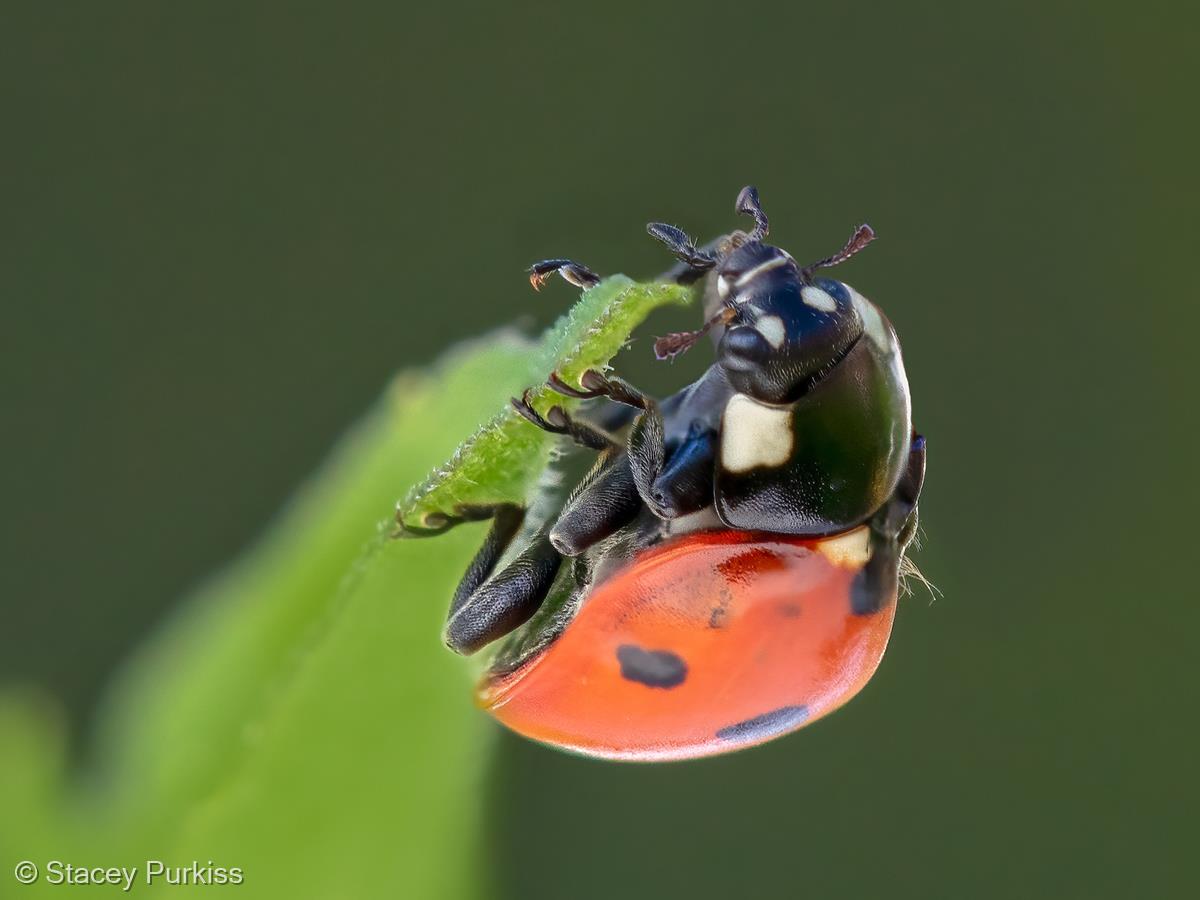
527;259;600;292
579;370;610;393
510;390;544;428
547;372;601;398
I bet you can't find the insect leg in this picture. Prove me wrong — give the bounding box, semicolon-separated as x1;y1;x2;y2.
545;369;649;409
573;370;682;517
446;504;526;618
654;234;730;285
394;501;510;537
444;523;564;655
558;369;716;519
850;434;927;615
646;422;717;518
527;258;601;291
510;389;617;452
646;223;719;272
549;452;643;556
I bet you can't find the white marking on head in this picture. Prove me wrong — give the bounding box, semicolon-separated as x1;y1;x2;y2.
816;525;871;569
801;285;837;312
734;254;790;288
721;393;794;473
844;283;892;349
754;314;786;349
717;275;732;300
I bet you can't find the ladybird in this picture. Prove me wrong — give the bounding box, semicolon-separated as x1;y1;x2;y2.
425;186;925;760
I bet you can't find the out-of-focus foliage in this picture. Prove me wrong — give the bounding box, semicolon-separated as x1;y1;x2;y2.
0;277;690;899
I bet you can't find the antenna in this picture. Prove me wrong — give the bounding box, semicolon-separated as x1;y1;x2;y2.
734;185;769;241
801;224;876;280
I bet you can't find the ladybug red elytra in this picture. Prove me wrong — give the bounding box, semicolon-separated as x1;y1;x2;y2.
480;528;899;761
414;186;925;761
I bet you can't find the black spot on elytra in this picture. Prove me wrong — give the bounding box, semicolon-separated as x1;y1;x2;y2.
616;644;687;689
716;705;809;742
708;586;733;628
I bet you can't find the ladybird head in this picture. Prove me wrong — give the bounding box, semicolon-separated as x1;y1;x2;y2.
649;186;876;403
716;244;864;404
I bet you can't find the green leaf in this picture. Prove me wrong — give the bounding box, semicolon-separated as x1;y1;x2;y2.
399;276;692;530
0;275;692;899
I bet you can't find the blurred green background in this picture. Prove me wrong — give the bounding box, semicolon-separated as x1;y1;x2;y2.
2;2;1194;897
